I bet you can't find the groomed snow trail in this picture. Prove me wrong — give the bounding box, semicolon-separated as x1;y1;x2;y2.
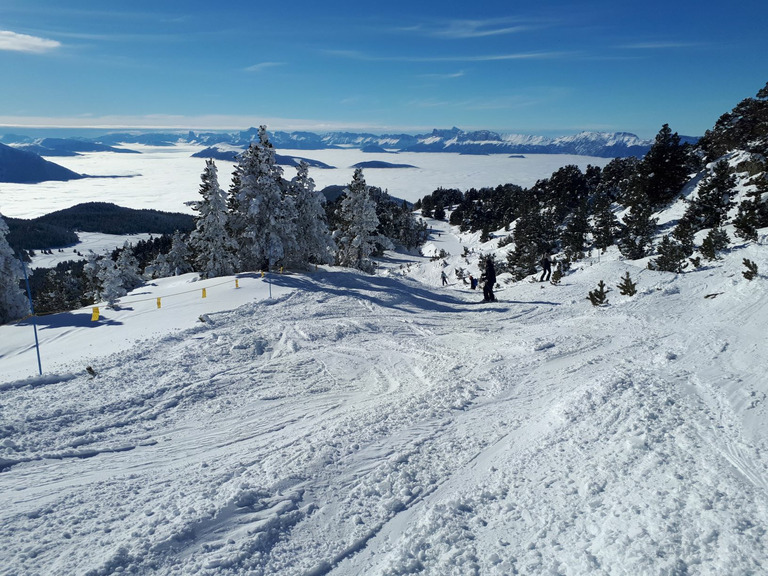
2;243;768;575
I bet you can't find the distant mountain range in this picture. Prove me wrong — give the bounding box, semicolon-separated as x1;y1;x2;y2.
0;127;701;184
189;127;680;158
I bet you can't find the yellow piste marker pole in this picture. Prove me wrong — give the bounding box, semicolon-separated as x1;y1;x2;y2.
91;307;100;321
202;288;207;298
235;279;240;289
157;297;162;309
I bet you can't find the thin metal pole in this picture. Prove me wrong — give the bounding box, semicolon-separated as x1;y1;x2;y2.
18;254;42;375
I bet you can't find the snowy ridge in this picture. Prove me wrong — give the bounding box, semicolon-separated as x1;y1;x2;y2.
2;211;768;573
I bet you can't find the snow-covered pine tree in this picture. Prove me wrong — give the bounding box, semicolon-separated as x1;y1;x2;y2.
229;126;296;271
287;161;334;267
335;168;383;273
0;214;29;324
165;231;193;276
188;159;240;278
82;251;102;303
115;242;144;291
97;258;127;308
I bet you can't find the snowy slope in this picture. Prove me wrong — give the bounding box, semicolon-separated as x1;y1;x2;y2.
2;217;768;575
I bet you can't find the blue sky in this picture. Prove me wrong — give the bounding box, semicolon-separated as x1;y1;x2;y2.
1;0;766;139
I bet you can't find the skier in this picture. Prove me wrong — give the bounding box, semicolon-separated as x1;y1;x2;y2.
483;258;496;302
441;270;448;286
469;274;477;290
539;254;552;282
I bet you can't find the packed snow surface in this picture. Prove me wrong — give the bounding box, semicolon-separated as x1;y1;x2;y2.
2;218;768;575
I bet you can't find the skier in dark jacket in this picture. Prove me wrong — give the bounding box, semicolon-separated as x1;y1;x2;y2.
483;258;496;302
539;255;552;282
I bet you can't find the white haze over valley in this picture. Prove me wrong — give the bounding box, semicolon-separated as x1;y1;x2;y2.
1;146;768;574
0;145;610;220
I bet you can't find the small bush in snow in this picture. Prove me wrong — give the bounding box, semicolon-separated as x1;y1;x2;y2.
617;272;637;296
743;258;759;281
587;280;610;306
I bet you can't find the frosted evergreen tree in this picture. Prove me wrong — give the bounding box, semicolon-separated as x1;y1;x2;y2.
144;252;170;279
0;214;28;324
229;126;296;271
82;251;102;303
335;168;384;273
165;231;193;276
97;258;127;308
188;159;239;278
287;161;334;266
116;242;144;291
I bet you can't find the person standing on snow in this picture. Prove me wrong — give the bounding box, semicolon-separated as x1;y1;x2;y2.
441;270;448;286
539;254;552;282
483;258;496;302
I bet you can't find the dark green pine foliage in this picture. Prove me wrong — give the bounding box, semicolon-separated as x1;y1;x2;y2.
671;216;696;258
683;160;737;230
742;258;759;280
561;197;591;260
587;280;610;306
700;228;730;260
698;81;768;161
733;169;768;242
617;184;658;260
592;187;619;252
649;235;689;273
637;124;690;207
506;203;551;281
617;272;637;296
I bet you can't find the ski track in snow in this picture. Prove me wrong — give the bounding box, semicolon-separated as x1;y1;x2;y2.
2;224;768;575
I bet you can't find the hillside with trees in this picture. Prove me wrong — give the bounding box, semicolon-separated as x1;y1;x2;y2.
415;81;767;281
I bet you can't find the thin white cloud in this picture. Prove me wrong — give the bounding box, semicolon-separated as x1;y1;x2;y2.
621;41;700;50
419;71;466;80
431;19;531;39
0;30;61;53
244;62;284;73
324;49;569;63
397;17;539;39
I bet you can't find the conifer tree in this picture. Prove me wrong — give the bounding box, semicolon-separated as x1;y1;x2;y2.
229;126;296;271
97;258;127;308
335;168;385;273
592;187;619;252
637;124;690;206
700;228;730;260
733;170;768;242
617;272;637;296
188;159;240;278
649;235;688;273
587;280;610;306
287;161;335;266
0;214;28;324
683;160;737;230
506;203;550;281
82;251;102;303
165;231;193;276
617;187;658;259
561;197;590;260
116;242;144;291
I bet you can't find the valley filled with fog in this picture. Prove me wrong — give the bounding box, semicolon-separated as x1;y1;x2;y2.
0;145;610;219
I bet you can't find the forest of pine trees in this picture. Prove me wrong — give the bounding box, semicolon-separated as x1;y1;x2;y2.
416;82;768;281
